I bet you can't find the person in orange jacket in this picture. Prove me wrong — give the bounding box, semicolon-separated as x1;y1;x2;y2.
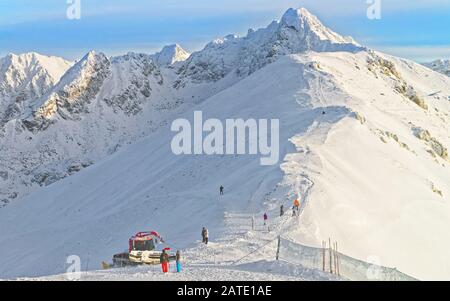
293;198;300;215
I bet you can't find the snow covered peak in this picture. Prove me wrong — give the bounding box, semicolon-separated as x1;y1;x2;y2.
280;7;322;29
177;7;362;83
28;51;111;124
151;44;190;66
424;59;450;76
83;50;98;61
0;52;71;94
280;7;357;45
61;50;108;83
0;52;72;92
280;7;315;31
25;49;165;128
0;52;72;124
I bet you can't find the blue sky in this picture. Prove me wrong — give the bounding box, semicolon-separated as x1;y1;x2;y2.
1;0;450;62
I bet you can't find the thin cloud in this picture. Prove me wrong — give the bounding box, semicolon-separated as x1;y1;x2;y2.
372;45;450;62
1;1;449;62
4;0;450;23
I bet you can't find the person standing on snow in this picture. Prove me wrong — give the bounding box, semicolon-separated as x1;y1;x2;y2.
201;227;209;244
251;215;255;230
294;198;300;215
176;250;182;273
160;249;169;273
220;185;224;195
263;213;268;225
280;205;284;216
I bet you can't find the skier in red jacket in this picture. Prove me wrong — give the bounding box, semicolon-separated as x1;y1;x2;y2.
160;249;169;273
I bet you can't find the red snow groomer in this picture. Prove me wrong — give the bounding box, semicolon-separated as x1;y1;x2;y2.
112;231;175;267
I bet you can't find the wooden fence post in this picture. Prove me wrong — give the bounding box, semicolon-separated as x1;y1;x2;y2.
322;241;326;271
251;216;254;231
329;238;333;274
276;235;281;261
332;242;335;274
336;242;340;276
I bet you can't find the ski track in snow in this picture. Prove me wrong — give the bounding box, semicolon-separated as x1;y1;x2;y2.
6;111;335;281
15;167;334;281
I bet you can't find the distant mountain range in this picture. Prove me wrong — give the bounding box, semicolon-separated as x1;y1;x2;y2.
423;59;450;77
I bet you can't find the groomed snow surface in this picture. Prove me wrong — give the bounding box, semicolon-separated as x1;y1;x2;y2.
0;8;450;281
20;262;338;281
15;202;340;281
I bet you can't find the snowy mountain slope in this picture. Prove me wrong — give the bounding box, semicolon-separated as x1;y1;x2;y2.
0;8;362;208
16;260;339;281
423;59;450;77
176;8;362;85
150;44;190;66
0;47;449;280
0;52;72;124
0;51;182;207
281;51;450;280
0;7;449;281
0;55;338;278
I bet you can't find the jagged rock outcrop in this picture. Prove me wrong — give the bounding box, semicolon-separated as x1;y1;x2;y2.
413;127;449;161
0;51;170;205
177;8;362;84
21;51;111;131
150;44;190;66
1;7;444;212
104;52;164;115
0;52;72;124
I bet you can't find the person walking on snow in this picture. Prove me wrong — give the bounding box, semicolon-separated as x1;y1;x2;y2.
220;185;224;195
160;249;169;273
251;215;255;230
294;198;300;215
201;227;209;244
176;250;182;273
280;205;284;216
263;213;268;225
